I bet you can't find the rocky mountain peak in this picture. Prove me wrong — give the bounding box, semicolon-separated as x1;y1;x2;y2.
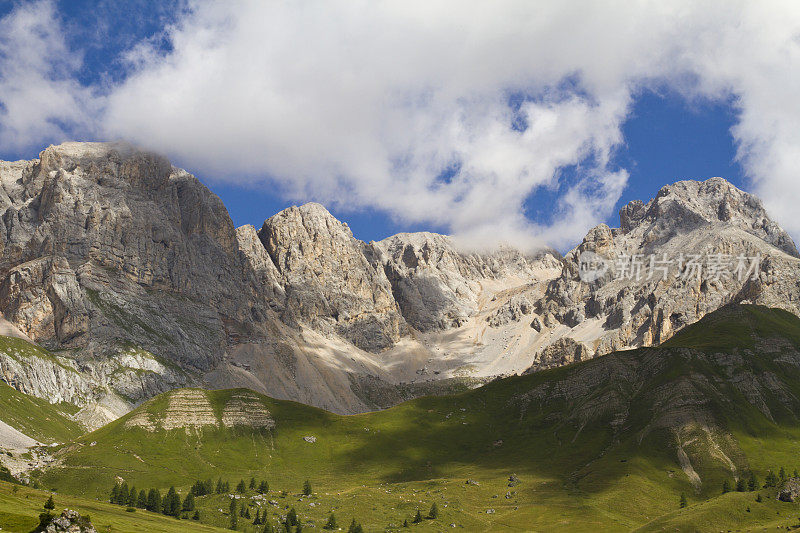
256;202;403;352
617;177;798;257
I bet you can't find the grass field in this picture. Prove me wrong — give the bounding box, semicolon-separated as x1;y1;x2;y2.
5;304;800;531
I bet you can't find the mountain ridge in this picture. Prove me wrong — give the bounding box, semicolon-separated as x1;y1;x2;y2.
0;141;798;428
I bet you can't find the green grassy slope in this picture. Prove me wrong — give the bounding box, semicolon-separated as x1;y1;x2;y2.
0;378;83;445
0;480;227;532
28;304;800;531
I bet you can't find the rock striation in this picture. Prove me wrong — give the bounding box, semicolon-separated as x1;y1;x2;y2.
1;143;799;424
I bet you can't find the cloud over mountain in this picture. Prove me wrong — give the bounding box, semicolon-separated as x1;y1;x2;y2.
1;1;799;248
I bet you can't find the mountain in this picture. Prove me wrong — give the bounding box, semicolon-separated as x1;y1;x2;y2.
23;304;800;531
0;142;798;428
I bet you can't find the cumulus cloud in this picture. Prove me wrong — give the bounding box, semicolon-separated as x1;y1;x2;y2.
0;1;96;150
1;1;800;249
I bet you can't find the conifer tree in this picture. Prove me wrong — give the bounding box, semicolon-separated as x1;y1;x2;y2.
147;488;161;513
258;480;269;494
795;469;799;479
303;480;312;496
245;506;251;520
237;479;247;493
163;486;181;516
137;490;147;509
780;466;787;481
765;470;778;487
403;519;409;527
44;495;55;510
128;486;138;507
428;502;439;519
722;479;732;493
183;492;196;512
250;477;256;490
324;512;337;530
736;478;746;492
756;493;763;502
253;508;262;525
679;493;687;508
348;519;363;533
413;510;423;523
229;498;239;530
286;507;298;527
110;484;119;504
216;478;224;494
118;482;129;505
193;510;200;520
748;472;758;491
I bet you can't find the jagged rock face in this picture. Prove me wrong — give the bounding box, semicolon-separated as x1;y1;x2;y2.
529;177;800;369
0;142;264;417
258;203;403;352
372;232;561;332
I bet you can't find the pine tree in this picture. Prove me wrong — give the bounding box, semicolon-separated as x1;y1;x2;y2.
110;484;120;504
244;506;251;520
224;481;231;493
137;490;147;509
250;477;256;490
127;486;137;507
253;508;262;525
44;495;55;510
237;479;247;494
163;487;180;516
428;502;439;519
216;478;224;494
403;519;409;527
147;488;161;513
193;510;200;520
413;510;423;523
679;493;687;508
779;466;786;481
348;519;363;533
118;482;129;506
183;492;196;512
795;469;799;479
286;507;298;527
229;498;239;530
303;480;312;496
748;472;758;491
736;478;747;492
766;470;778;487
722;479;732;493
258;480;269;494
324;512;337;530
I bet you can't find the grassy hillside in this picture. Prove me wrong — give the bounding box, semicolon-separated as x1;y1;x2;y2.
22;304;800;531
0;480;228;532
0;379;83;445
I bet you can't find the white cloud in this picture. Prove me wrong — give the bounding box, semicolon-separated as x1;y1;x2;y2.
2;1;800;249
0;1;96;151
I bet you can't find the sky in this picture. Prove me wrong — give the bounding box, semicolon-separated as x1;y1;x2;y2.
0;1;795;253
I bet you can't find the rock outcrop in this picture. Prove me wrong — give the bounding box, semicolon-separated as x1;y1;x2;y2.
1;143;799;425
525;177;800;371
258;203;403;352
124;388;274;433
36;509;97;533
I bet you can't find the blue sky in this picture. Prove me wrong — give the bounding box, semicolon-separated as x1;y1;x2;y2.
210;90;745;245
0;1;794;252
